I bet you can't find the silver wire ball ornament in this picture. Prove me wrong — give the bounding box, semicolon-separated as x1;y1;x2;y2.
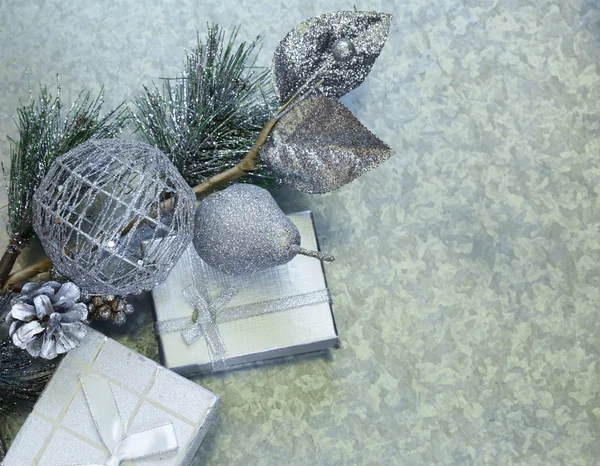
33;139;196;295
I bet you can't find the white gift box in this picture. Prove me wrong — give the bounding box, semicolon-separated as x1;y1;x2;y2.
150;211;339;375
3;328;220;466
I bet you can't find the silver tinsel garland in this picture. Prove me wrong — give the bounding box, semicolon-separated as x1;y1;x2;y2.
33;139;195;295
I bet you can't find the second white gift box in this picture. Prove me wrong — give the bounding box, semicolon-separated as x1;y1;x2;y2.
3;328;220;466
149;211;340;375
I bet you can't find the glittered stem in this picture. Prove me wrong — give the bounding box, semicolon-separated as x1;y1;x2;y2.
291;245;335;262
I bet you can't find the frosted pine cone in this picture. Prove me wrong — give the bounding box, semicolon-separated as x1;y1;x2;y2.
6;281;88;359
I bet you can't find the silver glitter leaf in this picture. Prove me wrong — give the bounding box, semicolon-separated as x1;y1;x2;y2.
260;95;393;193
272;11;392;102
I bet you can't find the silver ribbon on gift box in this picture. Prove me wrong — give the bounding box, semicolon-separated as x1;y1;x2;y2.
155;258;331;371
77;375;178;466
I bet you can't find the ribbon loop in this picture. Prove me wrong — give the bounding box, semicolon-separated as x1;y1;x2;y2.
105;456;120;466
79;375;178;465
182;284;238;369
80;375;124;453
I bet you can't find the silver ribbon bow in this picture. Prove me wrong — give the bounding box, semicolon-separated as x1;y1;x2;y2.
80;375;178;466
181;284;239;371
156;275;331;371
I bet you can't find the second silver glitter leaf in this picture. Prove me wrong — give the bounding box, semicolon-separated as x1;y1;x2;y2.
272;11;392;102
260;95;393;194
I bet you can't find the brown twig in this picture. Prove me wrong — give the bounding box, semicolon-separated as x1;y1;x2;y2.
0;242;21;289
120;118;277;236
3;258;53;290
192;118;277;195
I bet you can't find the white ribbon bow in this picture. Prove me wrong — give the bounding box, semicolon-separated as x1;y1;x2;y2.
80;375;178;466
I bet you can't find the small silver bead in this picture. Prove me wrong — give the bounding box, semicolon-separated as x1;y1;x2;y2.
113;311;127;325
331;38;356;62
97;305;112;321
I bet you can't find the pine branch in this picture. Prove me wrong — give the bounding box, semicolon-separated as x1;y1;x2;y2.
131;25;280;189
2;77;323;290
0;78;127;287
3;119;279;290
0;338;56;413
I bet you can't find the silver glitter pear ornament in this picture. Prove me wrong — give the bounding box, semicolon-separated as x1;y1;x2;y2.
33;139;196;295
272;11;392;102
193;184;334;275
6;281;88;359
260;95;393;193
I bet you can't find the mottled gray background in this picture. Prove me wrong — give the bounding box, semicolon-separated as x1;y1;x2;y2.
1;0;600;465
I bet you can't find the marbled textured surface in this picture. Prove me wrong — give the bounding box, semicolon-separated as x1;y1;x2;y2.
1;0;599;464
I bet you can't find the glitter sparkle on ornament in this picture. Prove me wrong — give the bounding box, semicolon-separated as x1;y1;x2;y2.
193;184;334;275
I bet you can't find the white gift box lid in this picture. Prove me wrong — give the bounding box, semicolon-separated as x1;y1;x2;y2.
3;328;220;466
150;211;340;375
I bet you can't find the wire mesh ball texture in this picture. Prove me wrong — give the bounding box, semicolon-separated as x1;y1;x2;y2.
33;139;196;295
